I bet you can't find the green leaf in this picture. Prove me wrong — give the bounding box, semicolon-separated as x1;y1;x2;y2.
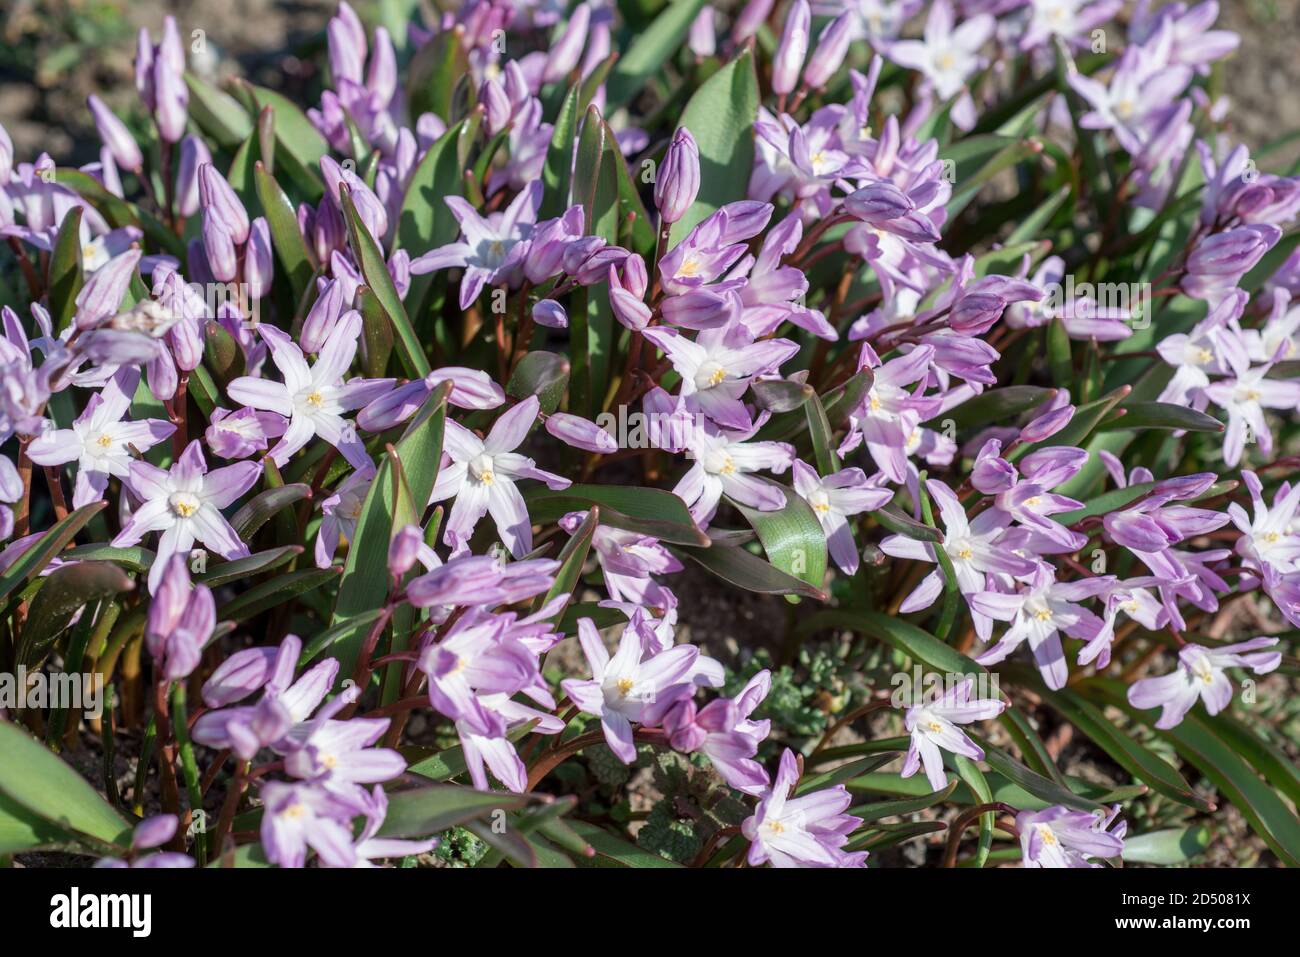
797;755;897;795
568;821;684;868
670;45;759;242
973;736;1102;812
953;754;994;867
0;502;106;606
541;85;586;221
47;205;84;333
506;351;570;415
402;722;538;783
54;170;183;258
557;601;627;637
1019;673;1209;811
798;609;981;676
61;544;154;574
752;379;813;414
244;83;329;190
1098;401;1225;434
917;475;958;640
227;133;259;208
1122;826;1211;865
254;162;315;301
330;383;451;676
1006;184;1072;244
572;105;609;221
204;319;245;390
875;501;943;544
997;707;1065;783
946;138;1041;219
731;481;827;599
297;610;386;666
0;791;76;854
566;107;622;407
341;185;430;379
398;119;466;254
1047;317;1073;386
850;780;960;824
219;568;340;621
206;842;275;868
16;561;134;667
669;541;828;600
406;29;469;123
605;0;709;110
375;785;529;839
755;368;873;443
184;73;254;148
938;386;1056;432
0;720;131;850
357;285;396;379
1088;678;1300;867
525;484;708;546
197;546;301;587
847;820;948;853
231;484;312;539
1207;713;1300;806
1052;481;1157;525
536;507;599;622
803;390;839;474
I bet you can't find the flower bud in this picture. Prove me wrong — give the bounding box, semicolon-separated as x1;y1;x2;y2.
175;135;212;218
246;217;274;299
732;0;774;44
388;524;425;578
199;163;251;245
132;815;179;851
532;298;568;329
301;278;345;354
655;127;700;225
153;57;189;145
87;95;143;172
202;212;238;282
546;412;618;453
802;12;852;89
1020;402;1075;443
689;7;716;59
772;0;811;97
543;3;591;85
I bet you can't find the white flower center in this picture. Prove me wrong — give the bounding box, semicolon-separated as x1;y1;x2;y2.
695;360;728;390
469;453;497;486
168;492;201;519
946;537;975;562
702;448;736;476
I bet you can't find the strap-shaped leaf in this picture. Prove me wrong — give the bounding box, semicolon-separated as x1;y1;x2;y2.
605;0;708;110
0;502;106;606
330;382;450;675
669;541;828;600
669;44;759;242
0;720;132;851
731;481;828;601
526;484;708;546
340;184;430;379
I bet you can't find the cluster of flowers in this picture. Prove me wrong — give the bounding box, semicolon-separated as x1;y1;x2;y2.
2;0;1297;869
